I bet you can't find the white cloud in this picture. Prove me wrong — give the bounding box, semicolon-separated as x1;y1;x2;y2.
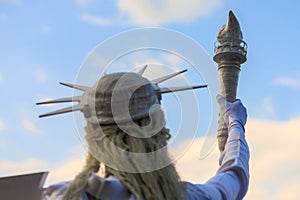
23;118;41;135
275;180;300;200
0;146;86;186
174;137;219;183
117;0;222;25
46;156;86;186
273;76;300;90
34;68;47;83
175;117;300;199
80;13;113;26
77;0;221;26
245;118;300;199
0;119;5;133
0;158;47;176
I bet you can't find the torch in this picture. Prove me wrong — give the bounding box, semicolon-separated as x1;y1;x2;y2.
213;11;248;151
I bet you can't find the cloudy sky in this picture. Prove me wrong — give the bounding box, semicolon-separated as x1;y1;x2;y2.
0;0;300;199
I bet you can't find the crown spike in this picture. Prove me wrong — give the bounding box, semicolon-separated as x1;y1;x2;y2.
36;96;81;105
59;82;91;91
137;65;148;75
151;69;188;84
38;105;85;118
158;85;207;94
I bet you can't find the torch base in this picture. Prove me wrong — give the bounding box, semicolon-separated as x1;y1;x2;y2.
214;51;247;65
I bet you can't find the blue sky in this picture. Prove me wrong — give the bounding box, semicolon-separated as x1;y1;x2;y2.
0;0;300;199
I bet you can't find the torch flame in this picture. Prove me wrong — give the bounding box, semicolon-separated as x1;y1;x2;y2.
217;10;243;44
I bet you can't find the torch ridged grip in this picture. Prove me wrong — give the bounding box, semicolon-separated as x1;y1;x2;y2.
217;64;240;151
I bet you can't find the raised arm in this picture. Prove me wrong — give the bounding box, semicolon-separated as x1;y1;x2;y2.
186;95;249;200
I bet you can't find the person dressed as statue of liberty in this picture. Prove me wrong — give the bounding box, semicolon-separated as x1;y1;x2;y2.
38;11;249;200
38;69;249;200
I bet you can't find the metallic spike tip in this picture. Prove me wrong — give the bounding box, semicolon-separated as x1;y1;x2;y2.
38;105;85;118
36;96;81;105
158;85;207;94
59;82;91;91
151;69;187;84
137;65;148;75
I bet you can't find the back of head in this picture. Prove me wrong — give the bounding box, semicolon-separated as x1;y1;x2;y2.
89;72;159;125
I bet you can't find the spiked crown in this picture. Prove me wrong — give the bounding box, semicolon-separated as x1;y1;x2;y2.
37;66;207;124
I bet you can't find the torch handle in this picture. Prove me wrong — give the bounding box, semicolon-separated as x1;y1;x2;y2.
217;64;240;151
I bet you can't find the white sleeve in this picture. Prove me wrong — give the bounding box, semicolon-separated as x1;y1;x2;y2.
41;182;69;200
187;124;249;200
41;181;89;200
206;124;249;199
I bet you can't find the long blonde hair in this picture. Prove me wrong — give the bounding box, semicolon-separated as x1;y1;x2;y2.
62;119;185;200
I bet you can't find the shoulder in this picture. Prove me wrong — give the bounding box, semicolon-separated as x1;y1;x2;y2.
182;181;211;200
42;181;72;199
42;175;134;200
